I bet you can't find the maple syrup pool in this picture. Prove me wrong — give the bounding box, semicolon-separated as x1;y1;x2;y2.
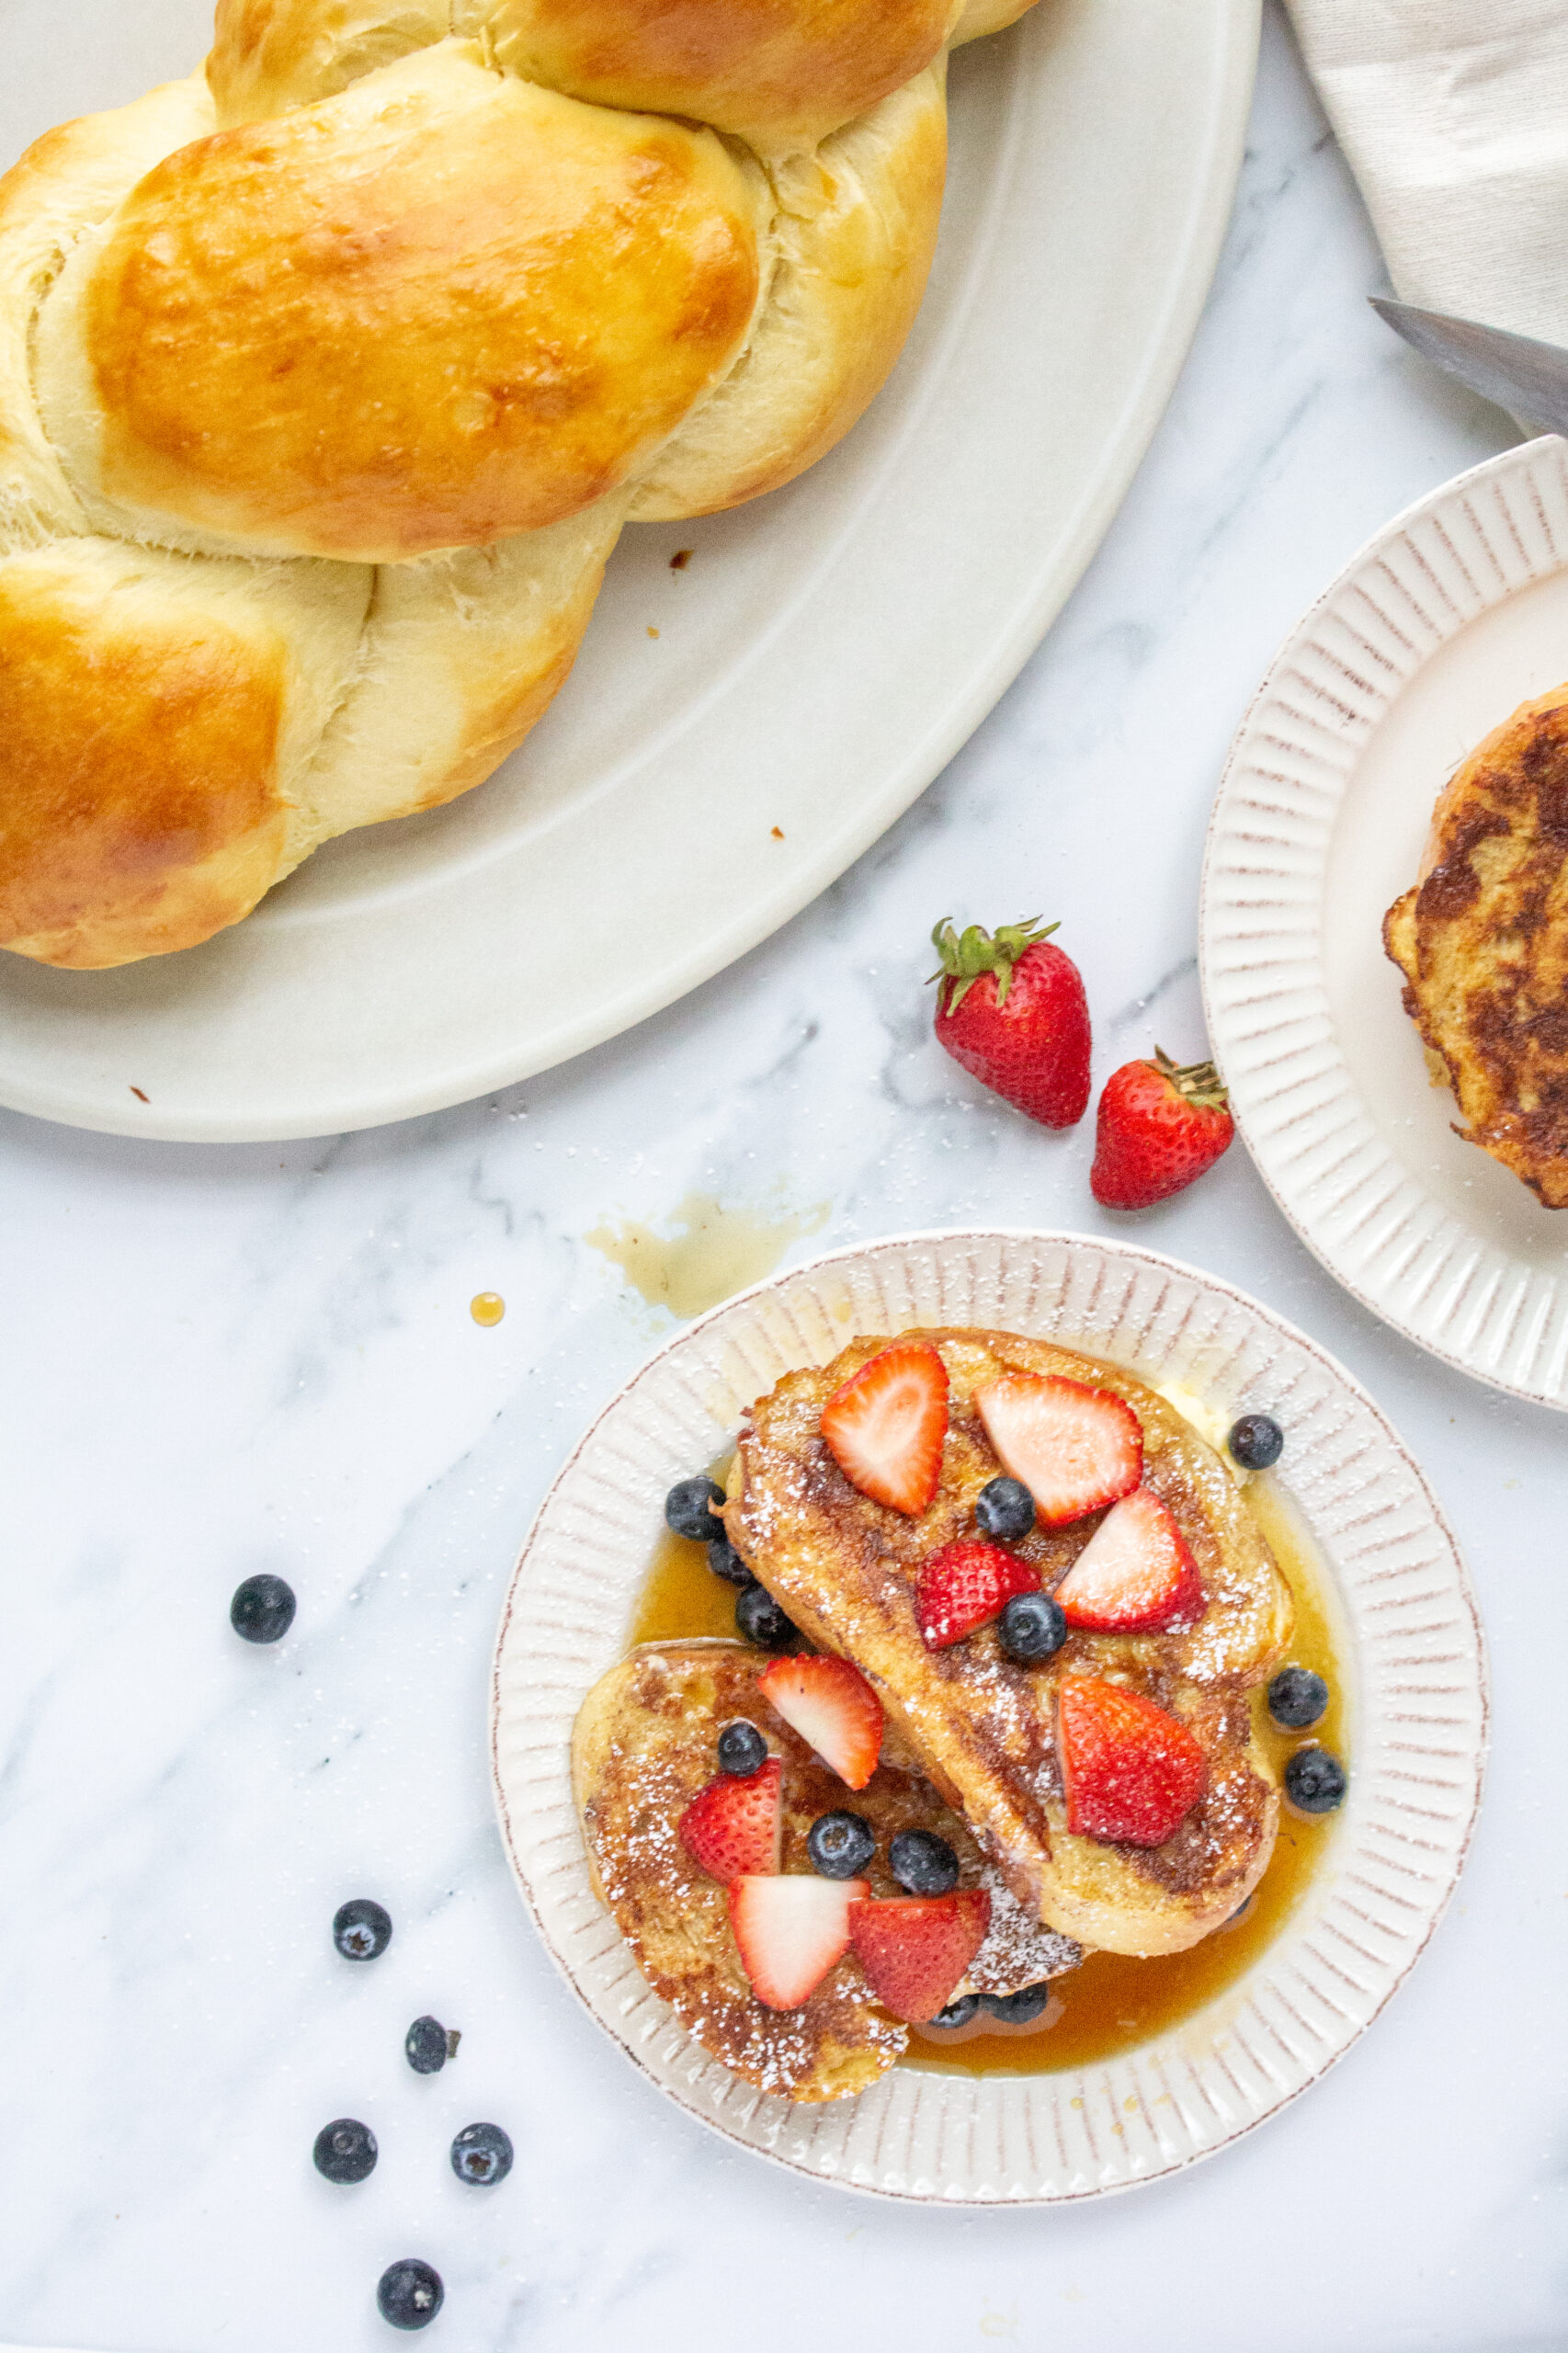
627;1464;1347;2078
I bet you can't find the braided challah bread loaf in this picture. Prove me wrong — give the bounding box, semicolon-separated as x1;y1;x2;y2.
0;0;1040;967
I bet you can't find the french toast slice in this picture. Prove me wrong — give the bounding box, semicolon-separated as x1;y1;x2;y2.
573;1639;1082;2103
725;1330;1293;1958
1383;682;1568;1207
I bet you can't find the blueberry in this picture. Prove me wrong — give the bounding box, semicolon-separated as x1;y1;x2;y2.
889;1828;959;1895
1268;1665;1329;1731
1228;1413;1284;1471
450;2121;513;2186
1284;1745;1347;1815
735;1583;800;1653
230;1574;296;1644
981;1982;1051;2025
377;2259;444;2331
665;1476;726;1542
975;1477;1036;1542
404;2016;452;2075
808;1810;875;1879
930;1993;980;2029
707;1535;755;1587
717;1720;768;1777
997;1591;1067;1665
333;1898;392;1961
313;2118;377;2184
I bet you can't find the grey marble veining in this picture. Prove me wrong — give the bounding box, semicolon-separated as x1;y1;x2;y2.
3;8;1565;2349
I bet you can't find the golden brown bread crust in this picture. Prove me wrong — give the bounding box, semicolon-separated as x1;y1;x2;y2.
0;550;286;965
477;0;961;152
630;66;948;520
39;47;763;563
210;0;963;149
0;535;367;965
574;1639;1081;2102
301;503;629;830
727;1331;1292;1958
1;0;1046;967
206;0;450;125
1383;683;1568;1209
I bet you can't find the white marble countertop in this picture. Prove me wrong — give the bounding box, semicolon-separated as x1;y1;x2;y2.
4;8;1566;2348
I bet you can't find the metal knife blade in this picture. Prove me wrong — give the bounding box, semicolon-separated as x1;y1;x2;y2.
1370;295;1568;436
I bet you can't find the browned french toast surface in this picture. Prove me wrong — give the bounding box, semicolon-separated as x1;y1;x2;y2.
573;1640;1081;2102
725;1330;1292;1956
1384;683;1568;1208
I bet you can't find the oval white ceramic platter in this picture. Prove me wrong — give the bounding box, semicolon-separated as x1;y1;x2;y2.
490;1229;1485;2204
1203;433;1568;1410
0;0;1258;1142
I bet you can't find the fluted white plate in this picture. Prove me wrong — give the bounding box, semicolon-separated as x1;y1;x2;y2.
0;0;1257;1142
490;1229;1485;2204
1202;435;1568;1409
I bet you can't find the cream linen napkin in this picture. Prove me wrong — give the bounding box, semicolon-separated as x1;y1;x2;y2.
1287;0;1568;347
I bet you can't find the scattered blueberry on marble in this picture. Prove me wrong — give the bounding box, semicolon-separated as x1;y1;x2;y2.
450;2121;513;2186
997;1591;1067;1665
706;1534;754;1587
807;1810;876;1879
890;1828;960;1896
404;2016;455;2075
1284;1745;1347;1815
313;2118;378;2184
664;1476;725;1542
975;1476;1036;1542
377;2258;444;2331
735;1582;799;1653
230;1573;296;1644
982;1982;1051;2025
1228;1413;1284;1471
333;1898;392;1961
1268;1665;1329;1731
717;1720;768;1777
930;1993;980;2029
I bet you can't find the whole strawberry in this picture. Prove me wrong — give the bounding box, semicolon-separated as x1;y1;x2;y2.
929;917;1091;1128
1090;1048;1233;1209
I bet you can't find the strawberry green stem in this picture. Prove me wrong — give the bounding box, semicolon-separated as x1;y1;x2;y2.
928;916;1060;1014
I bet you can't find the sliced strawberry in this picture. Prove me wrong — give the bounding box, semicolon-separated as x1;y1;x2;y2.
820;1342;949;1515
1053;1488;1205;1634
1057;1675;1207;1847
757;1655;883;1790
975;1372;1142;1528
729;1873;868;2009
848;1891;992;2021
678;1757;782;1884
915;1540;1038;1649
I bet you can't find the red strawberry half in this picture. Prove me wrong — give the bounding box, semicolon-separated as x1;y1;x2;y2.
915;1540;1038;1650
820;1341;949;1516
1057;1676;1207;1847
1090;1048;1234;1211
678;1757;782;1884
729;1873;868;2009
975;1372;1142;1527
848;1891;992;2021
1053;1487;1206;1634
758;1655;883;1789
930;917;1092;1129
